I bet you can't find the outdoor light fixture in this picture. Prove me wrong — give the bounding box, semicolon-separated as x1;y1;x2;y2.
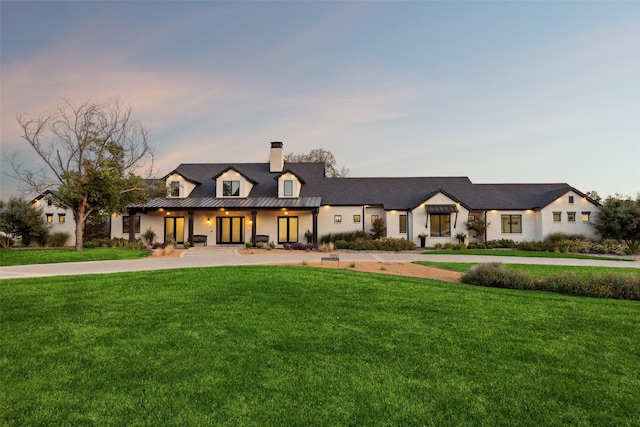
206;217;211;225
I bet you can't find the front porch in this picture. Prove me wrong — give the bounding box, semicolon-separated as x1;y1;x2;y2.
125;201;321;247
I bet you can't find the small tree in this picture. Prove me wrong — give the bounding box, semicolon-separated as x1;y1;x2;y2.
7;98;163;251
465;215;490;243
593;194;640;254
285;148;350;178
370;217;386;239
0;197;50;247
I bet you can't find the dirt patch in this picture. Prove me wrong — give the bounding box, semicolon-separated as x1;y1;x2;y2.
303;260;462;282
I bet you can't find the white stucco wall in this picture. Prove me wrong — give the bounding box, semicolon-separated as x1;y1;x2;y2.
215;169;254;198
539;191;599;240
410;193;469;247
34;198;76;246
277;173;302;198
485;210;538;242
166;173;197;198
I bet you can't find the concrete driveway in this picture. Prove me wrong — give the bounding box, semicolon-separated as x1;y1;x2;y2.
1;246;638;280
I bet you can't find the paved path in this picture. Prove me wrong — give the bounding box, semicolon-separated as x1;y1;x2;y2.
1;247;638;280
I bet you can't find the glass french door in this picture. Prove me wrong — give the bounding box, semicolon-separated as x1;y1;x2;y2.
217;217;244;244
278;216;298;244
164;217;185;244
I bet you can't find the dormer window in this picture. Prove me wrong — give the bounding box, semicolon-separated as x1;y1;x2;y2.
170;181;180;197
223;180;240;197
284;180;293;197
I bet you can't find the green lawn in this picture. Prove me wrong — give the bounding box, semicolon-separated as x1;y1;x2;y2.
423;249;631;261
2;266;638;426
0;248;150;266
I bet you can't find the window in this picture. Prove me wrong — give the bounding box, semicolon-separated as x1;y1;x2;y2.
371;215;379;223
553;212;561;222
58;213;66;223
353;215;361;223
278;216;298;244
223;180;240;197
334;215;342;223
399;215;407;234
170;181;180;197
46;213;53;223
501;215;522;233
430;214;451;237
468;213;476;222
569;196;574;204
582;211;591;222
123;216;141;234
284;180;293;197
47;198;53;206
567;212;576;222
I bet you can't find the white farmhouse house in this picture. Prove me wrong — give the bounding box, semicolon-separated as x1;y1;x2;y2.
33;191;76;246
108;142;600;247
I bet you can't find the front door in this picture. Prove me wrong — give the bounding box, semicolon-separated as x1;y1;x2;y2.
217;216;244;244
165;217;185;244
278;216;298;244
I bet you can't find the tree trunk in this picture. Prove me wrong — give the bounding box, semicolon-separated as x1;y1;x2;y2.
75;218;84;251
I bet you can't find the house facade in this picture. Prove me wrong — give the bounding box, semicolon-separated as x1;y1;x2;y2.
33;191;76;246
110;142;600;247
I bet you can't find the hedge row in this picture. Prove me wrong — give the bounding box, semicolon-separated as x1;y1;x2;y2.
335;237;416;251
461;263;640;300
467;233;634;255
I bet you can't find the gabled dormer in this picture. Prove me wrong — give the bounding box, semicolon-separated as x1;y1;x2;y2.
213;167;257;198
276;169;305;198
164;171;199;198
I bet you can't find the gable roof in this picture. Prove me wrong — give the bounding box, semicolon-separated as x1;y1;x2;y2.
133;159;589;212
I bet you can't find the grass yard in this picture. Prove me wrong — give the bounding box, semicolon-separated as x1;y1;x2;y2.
2;266;639;426
0;248;150;266
423;249;631;261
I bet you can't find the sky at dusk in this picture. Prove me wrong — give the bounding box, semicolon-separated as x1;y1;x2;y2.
1;1;639;200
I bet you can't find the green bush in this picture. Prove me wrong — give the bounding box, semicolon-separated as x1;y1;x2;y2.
47;232;70;247
320;230;369;244
341;237;416;251
462;263;640;300
461;263;535;290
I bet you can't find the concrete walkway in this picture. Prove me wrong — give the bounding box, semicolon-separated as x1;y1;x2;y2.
1;246;638;280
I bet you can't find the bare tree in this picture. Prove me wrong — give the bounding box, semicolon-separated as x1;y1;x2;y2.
285;148;351;178
7;98;161;250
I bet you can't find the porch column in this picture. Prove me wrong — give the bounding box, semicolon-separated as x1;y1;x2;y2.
128;209;137;243
251;210;257;247
188;210;194;246
312;208;319;244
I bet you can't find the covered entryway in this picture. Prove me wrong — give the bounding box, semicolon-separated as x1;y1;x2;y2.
217;216;245;244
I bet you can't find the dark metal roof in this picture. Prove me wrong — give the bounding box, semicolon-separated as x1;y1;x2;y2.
125;160;596;212
426;204;459;213
132;196;322;210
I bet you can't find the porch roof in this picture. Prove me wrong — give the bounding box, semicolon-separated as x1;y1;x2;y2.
130;196;322;211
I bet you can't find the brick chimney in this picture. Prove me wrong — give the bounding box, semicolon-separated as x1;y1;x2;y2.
270;141;284;172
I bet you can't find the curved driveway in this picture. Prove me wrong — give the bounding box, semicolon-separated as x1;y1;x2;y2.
1;247;638;280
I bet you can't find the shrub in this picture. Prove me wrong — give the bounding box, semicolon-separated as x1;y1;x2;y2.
47;232;70;247
542;273;640;300
517;240;545;251
320;230;369;244
269;241;276;249
256;242;264;249
462;263;640;300
467;242;486;250
453;242;466;251
346;237;416;251
334;240;350;249
461;263;535;290
287;243;318;251
245;242;253;249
